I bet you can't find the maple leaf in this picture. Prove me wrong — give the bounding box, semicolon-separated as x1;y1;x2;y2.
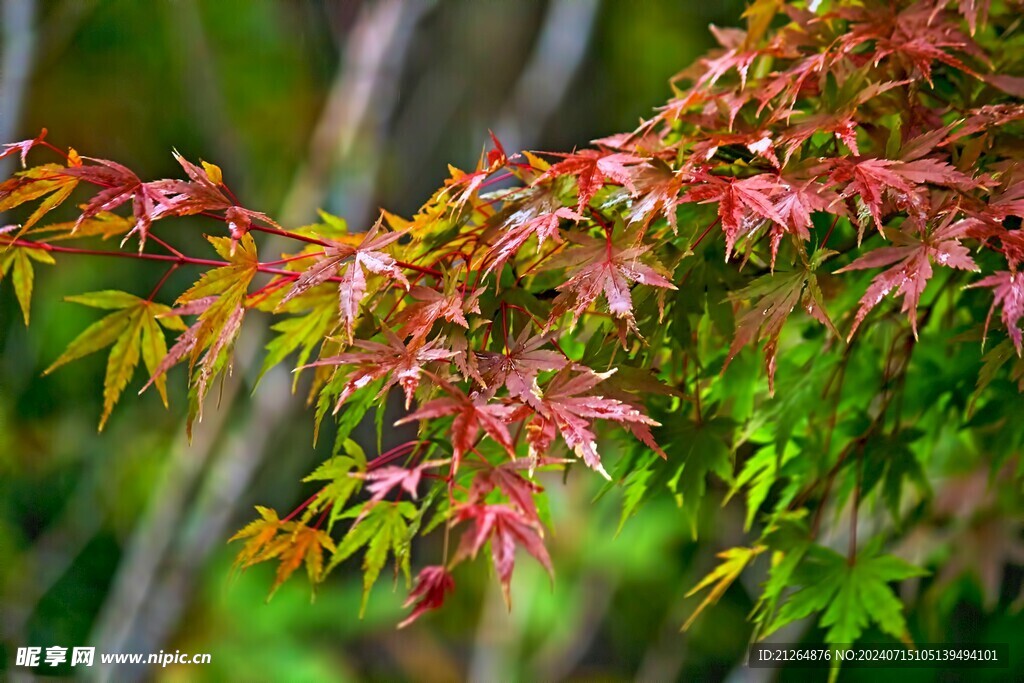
44;290;185;429
967;271;1024;353
454;503;553;609
959;0;991;35
524;368;660;479
396;281;481;344
833;156;977;237
399;565;456;628
396;379;516;472
0;244;55;324
687;174;786;258
548;230;676;331
0;157;82;240
535;149;644;212
662;416;735;538
625;160;687;232
303;329;455;410
354;459;448;502
0;128;48;167
149;153;277;250
142;234;258;433
302;454;364;532
230;506;284;572
725;250;840;394
764;178;845;267
475;325;566;405
683;545;766;631
484;205;581;276
148;151;232;215
229;506;337;599
763;543;925;646
838;218;979;339
280;221;409;341
693;39;762;90
464;457;549;523
869;6;980;86
328;501;416;616
62;158;180;251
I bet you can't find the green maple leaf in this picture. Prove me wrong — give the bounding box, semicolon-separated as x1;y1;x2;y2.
303;440;366;532
663;415;735;539
728;442;799;531
0;245;55;324
764;542;926;645
328;501;417;617
258;288;336;389
44;290;185;429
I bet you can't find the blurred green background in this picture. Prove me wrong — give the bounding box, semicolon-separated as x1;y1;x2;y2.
1;1;1019;682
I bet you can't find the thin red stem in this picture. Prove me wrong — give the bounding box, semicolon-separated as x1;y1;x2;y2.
5;237;329;281
39;140;71;162
282;489;323;523
691;216;721;251
821;215;840;249
248;224;331;248
260;252;323;267
147;263;179;302
149;234;185;259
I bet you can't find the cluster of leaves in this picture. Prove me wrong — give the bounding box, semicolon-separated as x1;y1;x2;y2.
3;0;1024;660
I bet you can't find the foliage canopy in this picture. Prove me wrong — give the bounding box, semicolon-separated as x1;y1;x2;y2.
2;0;1024;660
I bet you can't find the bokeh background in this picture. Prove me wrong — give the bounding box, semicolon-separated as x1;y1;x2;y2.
0;1;1020;682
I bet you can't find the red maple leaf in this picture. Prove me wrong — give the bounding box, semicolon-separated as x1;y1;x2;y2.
959;0;991;35
475;326;567;405
838;217;979;339
625;161;688;232
833;156;977;235
549;230;675;330
453;503;552;608
303;329;454;410
398;565;455;628
279;221;410;340
464;458;546;523
535;149;644;212
687;174;787;258
0;128;48;167
968;271;1024;353
522;368;660;478
397;283;482;344
484;205;581;276
356;459;449;502
63;158;180;251
769;178;844;266
395;379;515;472
149;152;232;214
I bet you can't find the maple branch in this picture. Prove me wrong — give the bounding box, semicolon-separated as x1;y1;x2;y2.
6;237;225;268
6;236;353;284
